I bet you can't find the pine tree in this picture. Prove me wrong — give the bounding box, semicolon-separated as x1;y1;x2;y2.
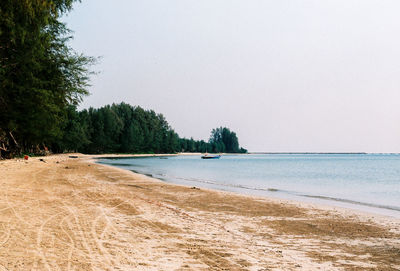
0;0;94;156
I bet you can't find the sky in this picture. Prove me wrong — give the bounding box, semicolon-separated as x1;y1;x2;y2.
64;0;400;152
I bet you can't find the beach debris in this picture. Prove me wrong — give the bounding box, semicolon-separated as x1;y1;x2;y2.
24;155;29;160
69;155;78;158
191;187;200;190
39;158;46;163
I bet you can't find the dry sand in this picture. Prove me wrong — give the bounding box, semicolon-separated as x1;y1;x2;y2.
0;154;399;270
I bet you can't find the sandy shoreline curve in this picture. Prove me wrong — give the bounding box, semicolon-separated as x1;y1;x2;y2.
0;153;399;270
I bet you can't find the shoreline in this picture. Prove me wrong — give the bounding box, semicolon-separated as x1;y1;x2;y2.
0;153;399;270
96;155;400;223
97;153;400;220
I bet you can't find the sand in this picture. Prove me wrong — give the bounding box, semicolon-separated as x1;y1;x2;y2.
0;154;399;270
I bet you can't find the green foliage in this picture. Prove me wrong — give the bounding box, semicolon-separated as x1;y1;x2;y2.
51;103;247;155
0;0;94;155
61;103;182;154
178;127;247;153
209;127;247;153
54;105;90;152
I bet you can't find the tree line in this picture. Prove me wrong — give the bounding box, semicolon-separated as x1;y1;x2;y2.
0;0;247;158
52;103;247;155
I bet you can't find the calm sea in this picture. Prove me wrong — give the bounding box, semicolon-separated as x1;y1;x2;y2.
98;154;400;218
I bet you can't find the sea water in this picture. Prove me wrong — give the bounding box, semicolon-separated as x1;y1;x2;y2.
98;154;400;218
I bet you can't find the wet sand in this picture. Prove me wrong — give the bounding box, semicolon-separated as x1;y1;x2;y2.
0;154;399;270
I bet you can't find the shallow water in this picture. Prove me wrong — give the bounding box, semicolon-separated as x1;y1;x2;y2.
98;154;400;218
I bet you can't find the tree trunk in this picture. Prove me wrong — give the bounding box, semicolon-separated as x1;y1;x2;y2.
6;131;21;157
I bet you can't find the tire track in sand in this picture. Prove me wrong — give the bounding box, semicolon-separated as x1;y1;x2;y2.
34;210;67;271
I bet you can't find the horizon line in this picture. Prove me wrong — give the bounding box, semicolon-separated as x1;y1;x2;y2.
247;152;400;155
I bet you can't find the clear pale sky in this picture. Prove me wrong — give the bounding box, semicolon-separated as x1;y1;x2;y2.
64;0;400;152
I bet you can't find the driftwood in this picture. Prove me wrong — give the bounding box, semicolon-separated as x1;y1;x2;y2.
0;130;20;159
8;131;19;148
0;130;50;159
0;143;7;151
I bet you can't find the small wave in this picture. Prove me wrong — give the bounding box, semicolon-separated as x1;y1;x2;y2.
167;175;281;193
101;159;400;215
302;194;400;212
106;163;133;166
151;173;400;213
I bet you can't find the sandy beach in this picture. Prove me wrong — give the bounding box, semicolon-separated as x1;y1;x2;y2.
0;154;399;270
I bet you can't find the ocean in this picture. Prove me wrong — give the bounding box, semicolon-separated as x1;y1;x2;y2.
98;154;400;218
